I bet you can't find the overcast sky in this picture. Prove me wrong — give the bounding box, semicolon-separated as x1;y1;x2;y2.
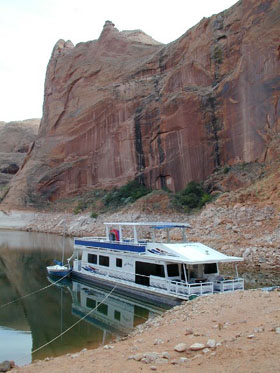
0;0;238;122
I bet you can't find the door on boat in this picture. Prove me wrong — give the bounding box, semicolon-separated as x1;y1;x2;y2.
135;261;150;286
135;262;165;287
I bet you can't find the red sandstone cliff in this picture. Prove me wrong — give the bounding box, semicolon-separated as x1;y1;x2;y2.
0;119;39;197
4;0;280;206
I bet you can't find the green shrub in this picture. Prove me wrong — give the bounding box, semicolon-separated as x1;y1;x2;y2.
103;179;151;208
223;165;230;174
199;193;213;207
73;205;81;215
73;200;88;214
213;45;223;64
90;211;98;219
173;181;213;211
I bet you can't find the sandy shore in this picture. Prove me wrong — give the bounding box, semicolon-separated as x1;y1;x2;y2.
14;289;280;373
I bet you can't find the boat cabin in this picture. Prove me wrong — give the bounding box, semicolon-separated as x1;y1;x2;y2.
71;222;244;301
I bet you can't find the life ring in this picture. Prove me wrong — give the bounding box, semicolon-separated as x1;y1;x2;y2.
109;229;120;241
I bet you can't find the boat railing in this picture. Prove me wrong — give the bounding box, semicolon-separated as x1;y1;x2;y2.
214;277;244;292
150;276;214;296
79;236;105;240
79;260;214;297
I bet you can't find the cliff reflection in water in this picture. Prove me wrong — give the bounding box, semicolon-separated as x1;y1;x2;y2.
0;230;165;365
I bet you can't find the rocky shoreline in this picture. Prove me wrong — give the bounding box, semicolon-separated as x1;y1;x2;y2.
1;201;279;274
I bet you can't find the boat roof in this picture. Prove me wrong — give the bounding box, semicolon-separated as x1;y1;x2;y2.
144;242;243;264
104;222;191;228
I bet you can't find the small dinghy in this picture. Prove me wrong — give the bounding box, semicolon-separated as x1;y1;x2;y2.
47;260;71;278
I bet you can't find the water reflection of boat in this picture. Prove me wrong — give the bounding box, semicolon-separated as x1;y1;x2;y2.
50;278;165;337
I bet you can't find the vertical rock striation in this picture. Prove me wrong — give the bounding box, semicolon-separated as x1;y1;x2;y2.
4;0;280;206
0;119;39;196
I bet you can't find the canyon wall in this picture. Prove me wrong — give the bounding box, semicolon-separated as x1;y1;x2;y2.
0;119;39;197
4;0;280;206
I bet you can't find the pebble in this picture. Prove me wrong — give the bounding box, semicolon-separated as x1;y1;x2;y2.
71;353;80;359
253;327;264;333
0;361;15;373
247;334;255;339
150;366;157;371
185;328;194;335
189;343;205;351
132;353;143;361
141;358;149;364
144;352;158;363
180;357;189;363
206;339;216;348
275;327;280;334
174;343;188;352
104;345;114;350
161;352;170;359
155;358;168;365
153;338;164;345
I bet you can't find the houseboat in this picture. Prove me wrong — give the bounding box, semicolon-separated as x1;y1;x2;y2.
68;222;244;305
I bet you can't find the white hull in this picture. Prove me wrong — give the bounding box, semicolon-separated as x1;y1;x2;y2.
71;270;184;306
70;221;244;304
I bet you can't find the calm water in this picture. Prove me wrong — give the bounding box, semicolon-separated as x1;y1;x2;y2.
0;230;166;366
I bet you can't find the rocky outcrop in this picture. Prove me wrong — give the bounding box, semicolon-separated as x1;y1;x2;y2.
0;119;39;196
4;0;280;206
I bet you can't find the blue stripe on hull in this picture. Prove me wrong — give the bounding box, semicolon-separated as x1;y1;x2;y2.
74;240;146;253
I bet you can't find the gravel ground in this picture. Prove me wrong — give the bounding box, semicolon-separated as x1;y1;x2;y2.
15;289;280;373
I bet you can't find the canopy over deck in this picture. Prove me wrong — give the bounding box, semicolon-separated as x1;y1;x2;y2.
104;222;190;244
159;242;243;264
104;222;191;228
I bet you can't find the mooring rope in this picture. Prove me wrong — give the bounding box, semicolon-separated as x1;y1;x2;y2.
17;283;118;364
0;271;72;309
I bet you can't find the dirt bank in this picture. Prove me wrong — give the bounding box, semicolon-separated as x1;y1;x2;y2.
15;289;280;373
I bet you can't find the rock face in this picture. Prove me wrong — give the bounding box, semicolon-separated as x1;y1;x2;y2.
4;0;280;206
0;119;39;196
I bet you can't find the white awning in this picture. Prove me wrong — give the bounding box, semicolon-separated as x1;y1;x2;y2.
143;242;243;264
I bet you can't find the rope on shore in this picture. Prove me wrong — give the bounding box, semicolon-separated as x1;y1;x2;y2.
0;271;72;309
17;283;118;363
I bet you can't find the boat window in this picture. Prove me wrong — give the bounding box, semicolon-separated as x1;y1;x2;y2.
97;303;108;315
167;264;179;277
135;262;165;278
99;255;110;267
88;254;97;264
86;298;96;309
114;310;121;321
116;258;122;268
204;263;217;274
